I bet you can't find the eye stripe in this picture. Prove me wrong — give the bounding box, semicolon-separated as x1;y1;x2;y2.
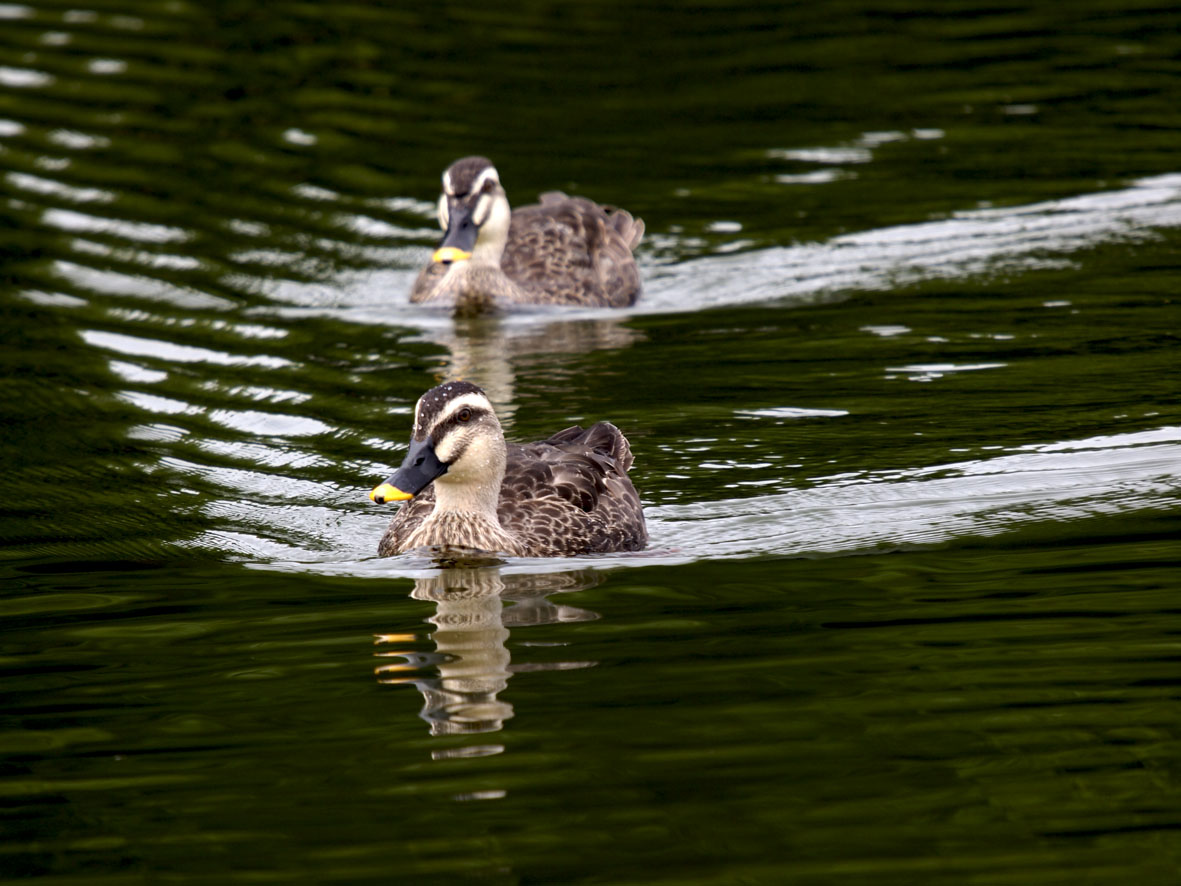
435;406;489;438
413;386;491;439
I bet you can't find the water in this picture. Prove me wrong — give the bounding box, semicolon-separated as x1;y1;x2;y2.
3;0;1181;882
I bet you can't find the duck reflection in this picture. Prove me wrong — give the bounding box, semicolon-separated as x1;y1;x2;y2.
418;314;645;428
376;566;602;735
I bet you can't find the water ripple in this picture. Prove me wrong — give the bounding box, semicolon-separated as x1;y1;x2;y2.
81;329;291;368
637;174;1181;315
229;426;1181;578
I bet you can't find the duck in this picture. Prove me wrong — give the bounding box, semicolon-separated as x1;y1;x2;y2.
369;380;647;557
409;156;644;314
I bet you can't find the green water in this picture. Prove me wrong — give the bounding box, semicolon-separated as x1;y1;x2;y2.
3;1;1181;882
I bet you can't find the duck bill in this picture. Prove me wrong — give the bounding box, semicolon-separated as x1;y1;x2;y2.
369;436;449;504
369;482;411;503
432;246;471;264
432;204;477;264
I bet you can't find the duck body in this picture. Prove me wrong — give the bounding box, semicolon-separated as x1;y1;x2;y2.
410;157;644;315
371;381;647;557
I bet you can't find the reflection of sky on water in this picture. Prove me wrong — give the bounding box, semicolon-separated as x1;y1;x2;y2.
202;424;1181;578
41;163;1181;575
30;161;1181;356
635;173;1181;316
225;171;1181;327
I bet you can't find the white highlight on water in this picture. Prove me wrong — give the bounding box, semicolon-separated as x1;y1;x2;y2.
200;425;1181;578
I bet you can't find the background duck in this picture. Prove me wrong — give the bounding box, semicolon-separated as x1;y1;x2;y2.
409;156;645;314
370;380;647;557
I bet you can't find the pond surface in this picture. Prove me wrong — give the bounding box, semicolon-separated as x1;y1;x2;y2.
2;1;1180;883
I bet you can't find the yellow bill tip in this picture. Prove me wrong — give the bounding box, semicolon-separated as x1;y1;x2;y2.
432;246;472;264
370;483;413;504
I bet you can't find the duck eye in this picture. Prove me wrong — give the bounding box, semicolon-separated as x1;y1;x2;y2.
457;408;472;422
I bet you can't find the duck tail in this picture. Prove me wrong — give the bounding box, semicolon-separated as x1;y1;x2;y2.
544;422;635;472
606;209;644;252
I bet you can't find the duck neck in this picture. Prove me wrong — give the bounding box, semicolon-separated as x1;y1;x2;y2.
432;472;502;520
470;233;506;266
431;438;506;522
424;444;521;555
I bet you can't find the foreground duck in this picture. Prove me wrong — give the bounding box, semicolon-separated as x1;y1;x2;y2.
410;156;644;313
370;381;647;557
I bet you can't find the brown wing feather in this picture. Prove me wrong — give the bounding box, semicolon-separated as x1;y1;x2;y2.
500;423;646;555
545;421;634;471
502;193;643;307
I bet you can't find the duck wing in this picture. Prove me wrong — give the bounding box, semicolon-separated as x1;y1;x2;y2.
498;422;647;555
502;192;643;307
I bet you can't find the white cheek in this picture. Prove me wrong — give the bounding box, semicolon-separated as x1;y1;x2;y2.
477;197;511;245
437;195;449;230
434;433;461;464
472;194;492;227
440;428;493;479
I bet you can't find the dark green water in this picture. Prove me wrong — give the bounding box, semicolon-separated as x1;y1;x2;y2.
2;1;1181;882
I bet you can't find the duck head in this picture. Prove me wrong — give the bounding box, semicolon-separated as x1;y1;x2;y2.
431;156;512;267
370;381;506;506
